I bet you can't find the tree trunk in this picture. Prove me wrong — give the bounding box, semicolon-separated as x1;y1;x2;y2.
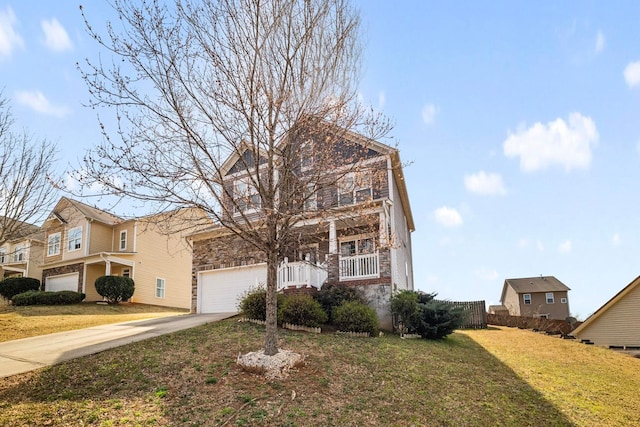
264;248;279;356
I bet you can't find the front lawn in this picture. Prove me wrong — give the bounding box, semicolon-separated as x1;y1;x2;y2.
0;302;188;342
0;322;638;426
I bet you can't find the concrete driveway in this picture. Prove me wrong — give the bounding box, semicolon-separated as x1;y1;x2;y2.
0;313;236;378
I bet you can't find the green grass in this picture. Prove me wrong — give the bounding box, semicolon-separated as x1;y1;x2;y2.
0;302;188;342
0;322;638;426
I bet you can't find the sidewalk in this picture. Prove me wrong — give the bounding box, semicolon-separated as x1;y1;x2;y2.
0;313;235;378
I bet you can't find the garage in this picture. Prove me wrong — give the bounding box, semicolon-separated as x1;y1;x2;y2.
198;264;267;313
46;272;80;292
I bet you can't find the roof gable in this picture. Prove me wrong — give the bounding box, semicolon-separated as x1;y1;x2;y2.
572;274;640;336
45;197;123;226
501;276;570;302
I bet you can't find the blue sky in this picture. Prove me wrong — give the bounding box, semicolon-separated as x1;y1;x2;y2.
2;1;640;319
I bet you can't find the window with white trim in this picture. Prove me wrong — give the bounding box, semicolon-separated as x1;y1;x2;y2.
122;268;131;278
233;177;261;213
119;231;127;251
546;292;555;304
523;293;531;305
560;297;567;304
340;236;375;257
13;245;24;262
338;172;372;206
47;232;61;256
304;183;317;211
0;248;5;264
68;227;82;251
539;314;549;319
299;140;313;169
155;278;165;298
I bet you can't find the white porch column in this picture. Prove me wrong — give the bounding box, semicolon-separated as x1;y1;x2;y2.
379;211;387;247
105;260;111;275
329;220;337;254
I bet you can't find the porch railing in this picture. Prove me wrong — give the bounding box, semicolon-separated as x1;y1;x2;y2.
339;251;379;281
277;258;328;291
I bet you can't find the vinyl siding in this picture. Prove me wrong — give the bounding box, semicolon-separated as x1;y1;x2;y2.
89;222;114;254
112;222;136;252
502;286;521;316
84;263;104;301
389;166;412;290
129;214;198;309
575;284;640;347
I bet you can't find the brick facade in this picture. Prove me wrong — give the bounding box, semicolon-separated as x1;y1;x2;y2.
41;263;84;292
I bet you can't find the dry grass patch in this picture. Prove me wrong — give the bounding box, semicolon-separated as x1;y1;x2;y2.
460;326;640;427
0;320;582;426
0;302;188;342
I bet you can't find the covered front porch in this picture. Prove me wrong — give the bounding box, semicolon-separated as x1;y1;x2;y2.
277;208;389;290
83;253;135;301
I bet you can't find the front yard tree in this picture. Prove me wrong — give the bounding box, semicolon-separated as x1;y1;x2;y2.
0;94;58;246
79;0;390;356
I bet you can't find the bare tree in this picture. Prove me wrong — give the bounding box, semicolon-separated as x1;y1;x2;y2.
0;94;59;247
79;0;391;355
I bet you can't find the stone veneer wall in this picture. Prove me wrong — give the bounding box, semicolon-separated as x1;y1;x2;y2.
41;263;85;292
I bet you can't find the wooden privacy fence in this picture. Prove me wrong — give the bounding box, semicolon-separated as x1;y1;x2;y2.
438;300;487;329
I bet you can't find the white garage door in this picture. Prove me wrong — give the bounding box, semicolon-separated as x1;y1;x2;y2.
198;264;267;313
46;273;79;292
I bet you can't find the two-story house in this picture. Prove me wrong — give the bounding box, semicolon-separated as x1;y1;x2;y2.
0;220;44;280
41;197;210;309
499;276;571;320
190;128;415;329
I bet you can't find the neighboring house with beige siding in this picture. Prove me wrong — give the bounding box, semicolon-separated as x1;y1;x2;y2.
500;276;571;320
41;197;211;309
0;221;44;280
571;275;640;348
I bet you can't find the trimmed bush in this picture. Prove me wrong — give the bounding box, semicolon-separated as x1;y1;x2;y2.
278;294;327;328
95;275;135;304
238;287;286;321
12;290;85;306
390;289;420;334
390;290;465;339
0;277;40;300
333;301;379;336
314;283;366;323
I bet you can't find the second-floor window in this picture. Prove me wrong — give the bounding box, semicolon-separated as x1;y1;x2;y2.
119;231;127;251
68;227;82;251
48;233;61;256
338;172;372;206
234;177;260;213
0;249;5;264
13;245;24;262
523;294;531;305
546;292;555;304
304;183;317;211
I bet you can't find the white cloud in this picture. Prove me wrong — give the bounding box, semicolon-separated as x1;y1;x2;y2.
503;113;598;172
624;61;640;88
434;206;463;227
537;240;544;252
518;239;529;248
464;171;507;196
612;233;621;246
421;103;439;126
595;30;605;54
41;18;73;52
15;90;70;117
0;6;24;60
558;240;572;254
